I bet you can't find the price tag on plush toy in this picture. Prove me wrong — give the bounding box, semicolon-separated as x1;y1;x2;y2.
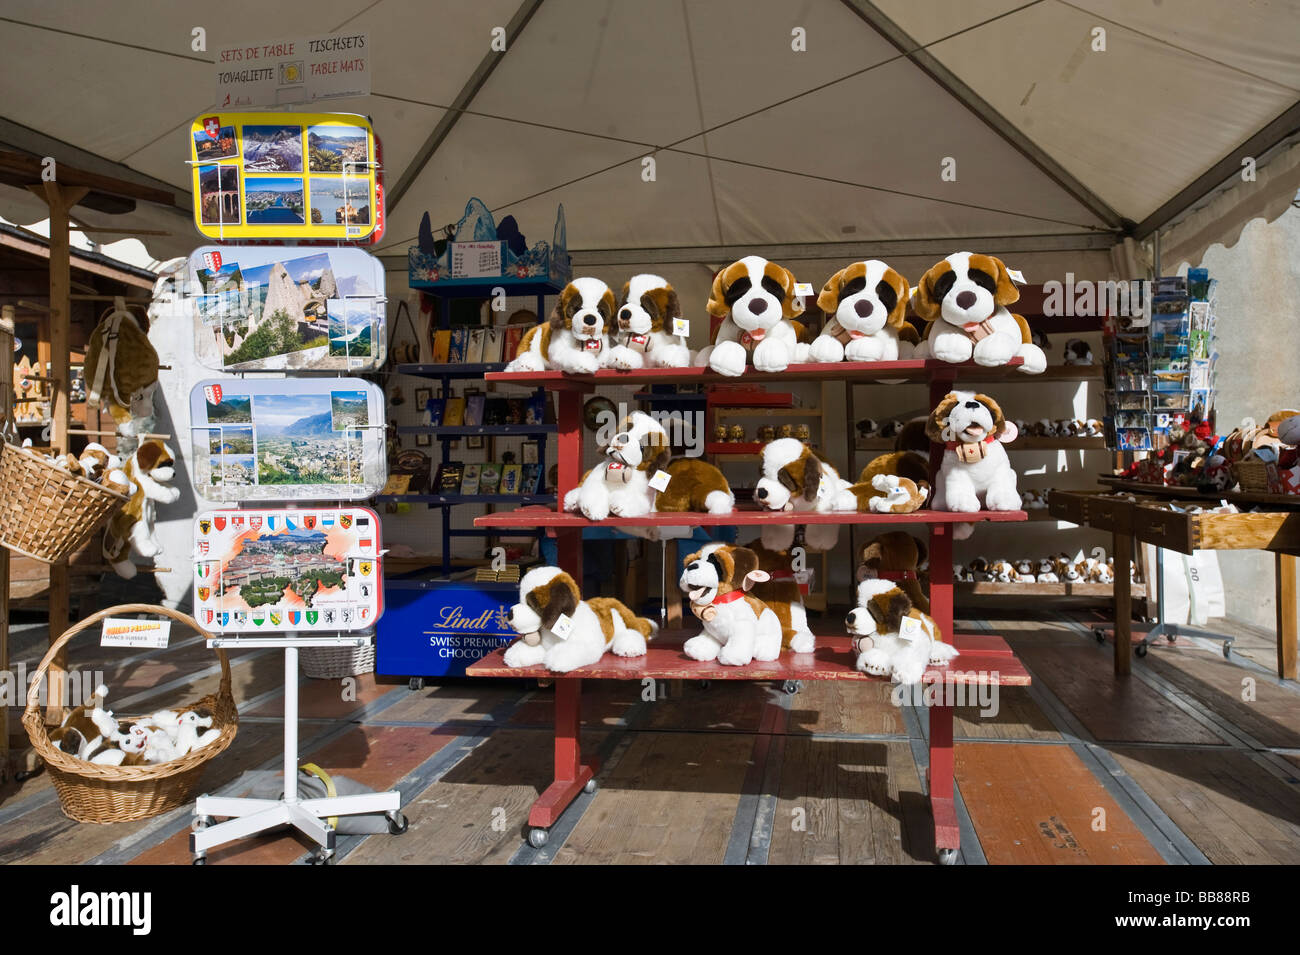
672;317;690;338
897;615;925;643
551;613;574;641
816;476;829;500
1000;420;1018;443
794;282;815;298
1007;268;1027;284
742;569;770;591
648;470;672;492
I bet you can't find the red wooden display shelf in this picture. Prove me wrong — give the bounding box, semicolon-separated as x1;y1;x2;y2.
474;505;1028;529
484;357;1024;389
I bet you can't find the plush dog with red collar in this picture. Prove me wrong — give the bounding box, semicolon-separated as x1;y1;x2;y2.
846;580;958;684
744;540;817;653
856;531;929;614
679;544;783;666
503;566;656;672
696;256;808;377
912;253;1045;374
927;391;1022;516
606;274;692;370
810;260;919;363
505;277;617;374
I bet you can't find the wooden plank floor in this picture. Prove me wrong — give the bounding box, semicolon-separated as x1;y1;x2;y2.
4;615;1300;864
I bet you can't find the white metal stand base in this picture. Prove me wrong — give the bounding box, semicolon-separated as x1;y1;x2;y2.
190;641;405;865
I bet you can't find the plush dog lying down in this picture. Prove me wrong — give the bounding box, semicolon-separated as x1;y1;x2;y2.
503;566;656;673
846;579;958;685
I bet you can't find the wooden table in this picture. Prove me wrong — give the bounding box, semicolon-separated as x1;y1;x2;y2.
1053;482;1300;679
468;630;1029;862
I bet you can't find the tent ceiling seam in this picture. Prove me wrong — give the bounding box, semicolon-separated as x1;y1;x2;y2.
840;0;1123;231
681;0;725;247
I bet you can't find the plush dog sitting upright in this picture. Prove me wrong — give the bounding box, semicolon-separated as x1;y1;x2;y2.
503;567;656;673
506;277;616;374
912;253;1045;374
103;440;180;579
606;274;692;369
696;256;808;377
744;540;816;653
564;411;664;520
846;580;958;684
679;544;783;666
810;260;919;363
857;532;929;614
927;391;1021;519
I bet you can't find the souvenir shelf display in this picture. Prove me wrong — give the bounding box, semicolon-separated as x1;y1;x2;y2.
407;197;570;290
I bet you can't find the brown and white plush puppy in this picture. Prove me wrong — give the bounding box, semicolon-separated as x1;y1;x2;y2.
927;391;1021;515
754;437;857;552
502;566;656;672
744;539;816;652
564;411;667;520
84;304;160;449
912;253;1045;374
696;256;809;376
810;260;919;363
856;532;929;613
846;580;957;684
103;440;180;579
855;450;931;514
506;277;617;374
679;544;783;666
606;274;692;369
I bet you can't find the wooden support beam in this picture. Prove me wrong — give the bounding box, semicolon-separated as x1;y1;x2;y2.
0;306;11;778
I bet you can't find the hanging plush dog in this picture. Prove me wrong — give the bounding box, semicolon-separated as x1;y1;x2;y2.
83;300;160;452
102;440;180;579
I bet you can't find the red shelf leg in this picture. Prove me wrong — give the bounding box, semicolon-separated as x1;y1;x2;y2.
528;677;597;830
929;703;959;852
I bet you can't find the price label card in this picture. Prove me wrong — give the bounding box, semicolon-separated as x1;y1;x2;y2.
551;613;574;641
648;470;672;492
794;282;815;298
101;618;172;649
898;616;925;642
671;317;690;338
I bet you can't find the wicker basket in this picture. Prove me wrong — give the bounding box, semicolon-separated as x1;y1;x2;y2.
0;442;129;563
300;640;376;679
1236;459;1274;494
23;604;238;824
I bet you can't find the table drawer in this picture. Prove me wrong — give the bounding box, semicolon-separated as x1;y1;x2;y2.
1132;503;1300;553
1047;490;1093;524
1083;494;1134;532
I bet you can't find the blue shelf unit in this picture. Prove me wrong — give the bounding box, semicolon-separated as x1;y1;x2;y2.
391;279;565;580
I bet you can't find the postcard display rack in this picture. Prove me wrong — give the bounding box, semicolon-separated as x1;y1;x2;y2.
467;360;1032;861
184;111;402;864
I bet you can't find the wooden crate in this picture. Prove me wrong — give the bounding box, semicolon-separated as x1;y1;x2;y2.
1132;502;1300;555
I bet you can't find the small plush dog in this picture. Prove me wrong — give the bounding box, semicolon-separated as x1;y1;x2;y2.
754;437;856;551
846;580;958;684
506;277;617;374
503;567;656;672
911;252;1045;374
697;256;808;376
927;391;1021;515
1063;338;1093;365
680;544;783;666
606;273;692;369
867;474;929;513
857;532;929;613
809;260;919;363
102;440;180;579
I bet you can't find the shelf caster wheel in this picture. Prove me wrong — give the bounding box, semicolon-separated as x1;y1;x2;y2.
386;812;408;835
408;677;424;691
527;827;549;849
697;680;712;690
1094;628;1106;645
937;848;959;866
783;680;801;695
583;778;598;795
1165;633;1177;644
1223;643;1233;659
192;855;207;866
1135;643;1148;658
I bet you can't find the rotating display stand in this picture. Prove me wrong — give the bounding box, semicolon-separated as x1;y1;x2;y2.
466;358;1034;864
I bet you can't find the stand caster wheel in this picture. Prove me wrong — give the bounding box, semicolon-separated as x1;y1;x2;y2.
783;680;801;695
527;827;549;849
937;848;959;866
386;812;408;835
1094;629;1106;644
697;680;712;690
408;677;424;691
192;856;207;866
1135;643;1148;658
309;849;334;865
1223;643;1233;659
583;778;598;794
192;814;213;831
14;767;42;783
1165;632;1177;644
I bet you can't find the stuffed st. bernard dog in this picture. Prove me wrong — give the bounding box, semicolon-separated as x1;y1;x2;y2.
753;438;857;552
102;440;180;579
810;260;919;363
606;274;692;369
856;531;929;614
911;252;1045;374
503;566;656;672
679;544;783;666
505;277;617;374
926;390;1022;516
696;256;809;377
744;539;816;653
564;411;665;520
846;579;958;684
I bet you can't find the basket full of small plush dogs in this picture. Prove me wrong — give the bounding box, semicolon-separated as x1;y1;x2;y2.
22;605;238;824
0;441;131;563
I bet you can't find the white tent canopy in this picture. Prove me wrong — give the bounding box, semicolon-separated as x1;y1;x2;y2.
1;0;1297;270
